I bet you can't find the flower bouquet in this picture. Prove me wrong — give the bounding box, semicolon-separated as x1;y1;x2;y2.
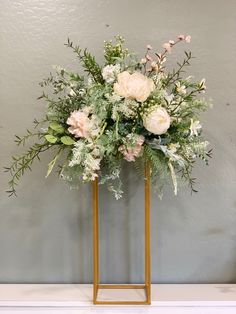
6;35;212;199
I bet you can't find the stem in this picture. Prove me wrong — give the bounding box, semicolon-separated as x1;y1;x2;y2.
165;53;192;86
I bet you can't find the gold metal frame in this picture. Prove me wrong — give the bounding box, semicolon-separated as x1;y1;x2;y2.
92;162;151;305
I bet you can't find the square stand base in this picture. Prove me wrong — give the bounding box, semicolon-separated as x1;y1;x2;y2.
94;284;151;305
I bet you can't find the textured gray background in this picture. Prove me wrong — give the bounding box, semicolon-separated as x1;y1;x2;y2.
0;0;236;284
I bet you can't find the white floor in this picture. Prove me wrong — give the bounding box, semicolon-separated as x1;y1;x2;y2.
0;284;236;313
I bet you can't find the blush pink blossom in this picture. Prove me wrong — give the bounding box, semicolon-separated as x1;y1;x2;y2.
67;110;91;138
162;42;172;54
177;34;191;43
119;135;144;162
185;35;191;43
178;34;185;40
146;54;153;61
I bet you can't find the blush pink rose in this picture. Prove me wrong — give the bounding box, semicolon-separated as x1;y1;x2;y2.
67;110;91;138
119;135;145;162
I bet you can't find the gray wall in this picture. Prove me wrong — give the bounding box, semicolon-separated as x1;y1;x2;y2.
0;0;236;284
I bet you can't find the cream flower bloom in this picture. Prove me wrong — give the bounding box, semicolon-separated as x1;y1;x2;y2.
176;81;187;94
143;107;171;135
102;64;120;83
114;71;155;102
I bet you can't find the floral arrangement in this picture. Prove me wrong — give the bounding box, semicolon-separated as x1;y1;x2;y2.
6;35;212;199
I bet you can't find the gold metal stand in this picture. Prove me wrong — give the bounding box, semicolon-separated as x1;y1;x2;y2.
93;162;151;305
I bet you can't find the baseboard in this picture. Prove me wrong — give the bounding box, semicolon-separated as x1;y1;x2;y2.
0;284;236;307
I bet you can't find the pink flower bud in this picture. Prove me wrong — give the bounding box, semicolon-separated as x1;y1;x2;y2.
146;44;152;50
169;40;175;45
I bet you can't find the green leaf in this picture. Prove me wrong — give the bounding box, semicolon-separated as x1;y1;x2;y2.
60;136;75;145
46;150;62;178
45;134;57;144
168;161;178;195
98;134;109;145
49;122;65;134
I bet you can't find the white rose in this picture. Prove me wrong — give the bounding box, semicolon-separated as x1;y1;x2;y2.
143;107;171;135
114;71;155;102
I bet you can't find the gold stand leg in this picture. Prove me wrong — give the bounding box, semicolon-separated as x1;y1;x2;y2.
93;162;151;305
145;161;151;304
93;176;99;302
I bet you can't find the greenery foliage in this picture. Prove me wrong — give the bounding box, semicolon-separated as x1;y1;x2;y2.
6;35;212;198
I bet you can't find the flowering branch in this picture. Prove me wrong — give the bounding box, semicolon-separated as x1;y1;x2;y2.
164;51;193;86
